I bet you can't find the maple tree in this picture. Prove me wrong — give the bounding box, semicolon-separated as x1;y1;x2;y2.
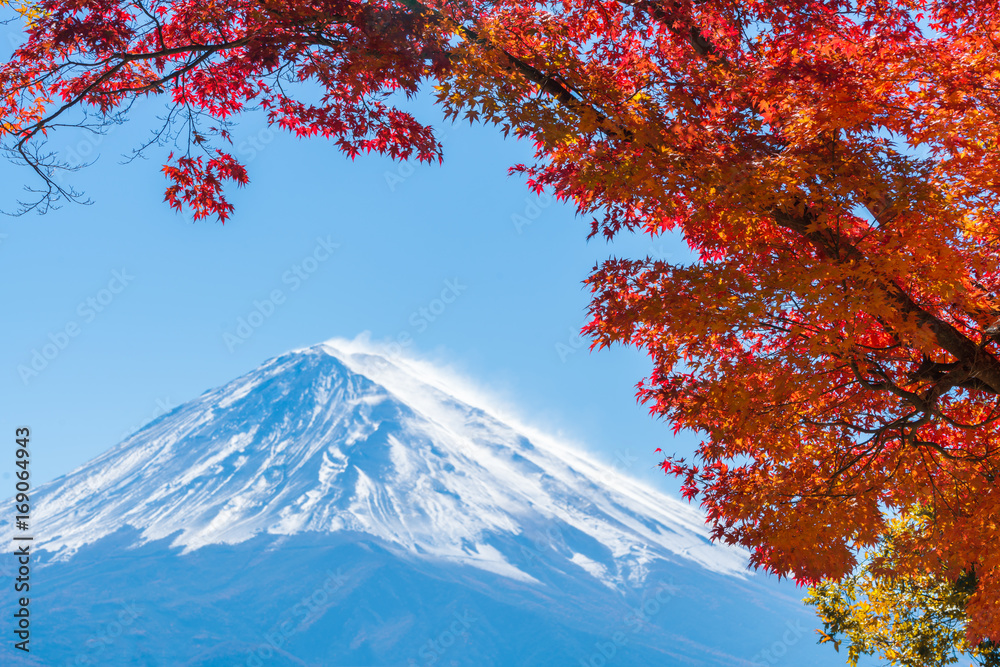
806;509;1000;666
3;0;1000;644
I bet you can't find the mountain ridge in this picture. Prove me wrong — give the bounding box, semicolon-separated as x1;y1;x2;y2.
0;340;859;666
7;341;747;587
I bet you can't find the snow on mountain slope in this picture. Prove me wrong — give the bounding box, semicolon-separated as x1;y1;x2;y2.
11;339;748;590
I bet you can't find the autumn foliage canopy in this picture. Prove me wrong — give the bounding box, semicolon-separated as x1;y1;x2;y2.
3;0;1000;642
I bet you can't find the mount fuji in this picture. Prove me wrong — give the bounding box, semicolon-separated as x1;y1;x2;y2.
1;340;845;666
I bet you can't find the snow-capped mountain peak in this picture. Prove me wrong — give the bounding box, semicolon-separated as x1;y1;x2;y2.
16;340;748;589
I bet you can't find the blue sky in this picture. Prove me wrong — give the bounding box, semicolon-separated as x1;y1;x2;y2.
0;86;700;492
